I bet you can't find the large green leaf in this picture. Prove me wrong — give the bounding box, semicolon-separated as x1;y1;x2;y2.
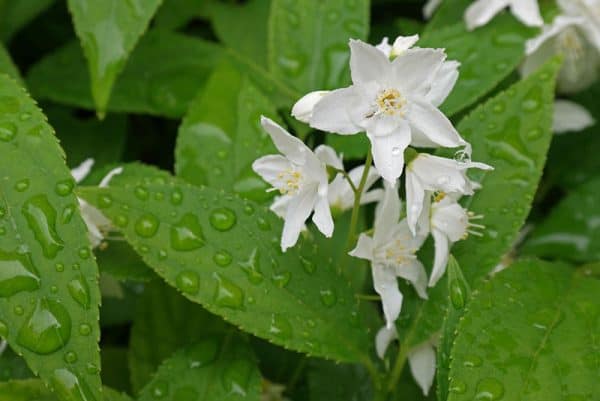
129;280;228;393
308;360;373;401
96;241;155;283
153;0;207;30
27;31;223;118
0;347;32;382
447;259;600;400
0;45;22;84
396;58;561;358
268;0;369;92
420;14;534;117
66;0;163;115
174;61;277;203
522;178;600;263
0;379;132;401
78;166;371;363
0;0;55;42
137;335;261;401
0;75;102;401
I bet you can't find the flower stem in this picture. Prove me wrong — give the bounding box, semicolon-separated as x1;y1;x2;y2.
333;168;358;193
386;343;409;394
344;149;373;254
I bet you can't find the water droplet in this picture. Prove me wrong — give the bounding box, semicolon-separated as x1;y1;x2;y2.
50;285;58;293
522;98;540;111
300;256;316;274
187;338;219;368
170;189;183;205
209;208;237;231
463;354;483;367
213;273;244;309
221;359;253;396
475;377;504;400
51;368;95;401
19;112;31;121
22;195;64;258
257;217;270;231
153;192;164;201
271;271;291;288
0;250;40;296
97;194;113;208
151;380;169;398
238;249;263;284
134;186;149;200
72;263;80;270
68;277;91;309
269;314;292;340
64;351;78;363
243;204;254;215
55;263;64;272
158;249;167;260
79;324;91;336
112;214;127;228
17;298;71;354
55;180;74;197
0;122;17;141
15;179;29;192
14;305;23;315
0;319;8;337
449;378;467;394
78;247;90;260
61;205;76;224
176;270;200;295
277;54;306;77
319;288;337;307
391;147;402;156
170;213;204;251
213;250;232;267
526;128;543;140
450;279;467;309
135;214;160;238
86;363;99;375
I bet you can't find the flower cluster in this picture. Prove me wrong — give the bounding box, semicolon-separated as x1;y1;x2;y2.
252;36;492;393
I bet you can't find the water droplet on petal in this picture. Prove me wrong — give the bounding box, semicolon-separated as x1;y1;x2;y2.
17;298;71;354
391;147;402;156
22;195;64;258
209;208;237;231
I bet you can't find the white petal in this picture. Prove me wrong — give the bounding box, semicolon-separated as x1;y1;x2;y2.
407;99;465;148
310;86;369;135
291;90;331;123
270;195;293;219
396;259;429;300
71;158;95;183
525;15;582;55
390;35;420;57
408;342;436;396
427;60;460;107
281;189;317;251
360;188;384;205
252;155;293;187
367;121;411;185
349;233;375;260
372;263;403;328
314;145;343;170
375;37;392;58
405;170;426;236
99;166;123;188
390;48;446;95
349;39;392;84
312;195;334;237
423;0;443;19
375;325;398;359
509;0;543;27
553;100;595;134
464;0;509;31
261;116;309;165
374;183;402;246
430;229;450;287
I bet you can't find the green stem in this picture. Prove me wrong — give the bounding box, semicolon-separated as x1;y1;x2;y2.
333;168;358;193
344;149;373;254
386;343;409;394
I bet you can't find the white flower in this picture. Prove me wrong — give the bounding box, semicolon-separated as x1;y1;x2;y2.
553;99;595;133
328;165;383;212
405;152;492;234
307;39;466;185
376;326;437;396
291;90;331;123
522;1;600;94
376;35;420;58
350;184;428;328
252;117;336;251
71;159;123;248
424;0;444;19
465;0;543;30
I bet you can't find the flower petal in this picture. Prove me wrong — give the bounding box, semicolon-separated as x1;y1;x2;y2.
71;158;95;183
261;116;309;165
349;39;392;84
252;155;293;187
553;100;595;134
312;195;334;237
423;0;443;19
407;99;465;148
464;0;508;31
405;169;426;235
349;233;375;260
427;60;460;107
396;259;429;300
291;90;331;123
408;341;436;396
374;183;402;245
270;195;293;219
390;35;420;57
376;325;398;359
525;15;582;55
372;263;403;328
368;120;411;185
314;145;343;169
430;228;450;287
281;188;317;251
389;48;446;95
310;86;368;135
509;0;543;27
99;166;123;188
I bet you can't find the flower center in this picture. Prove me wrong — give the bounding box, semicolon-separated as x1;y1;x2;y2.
557;28;585;61
376;88;407;117
382;238;418;265
276;169;304;195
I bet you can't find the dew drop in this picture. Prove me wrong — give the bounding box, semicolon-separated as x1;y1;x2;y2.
17;298;71;354
22;195;64;258
51;368;96;401
391;147;402;156
170;189;183;205
78;247;90;260
319;288;337;307
55;263;64;272
522;98;540;111
68;277;91;309
213;273;244;309
176;270;200;295
19;112;31;121
475;377;504;400
134;186;149;200
271;271;291;288
0;122;17;142
64;351;78;363
526;128;543;140
151;380;169;399
209;208;237;231
269;314;293;340
97;194;113;209
449;378;467;394
61;205;76;224
256;217;271;231
463;354;483;368
170;213;204;251
221;359;253;396
243;204;254;215
187;338;219;368
79;324;91;336
300;256;316;274
55;180;74;197
238;249;263;284
213;250;232;267
14;305;23;315
450;279;467;309
0;250;40;297
134;214;160;238
157;249;167;260
14;179;29;192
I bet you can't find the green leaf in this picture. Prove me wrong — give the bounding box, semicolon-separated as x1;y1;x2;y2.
129;280;228;393
153;0;207;30
0;347;33;382
420;15;535;116
0;379;133;401
522;178;600;263
27;31;223;118
137;335;261;401
308;360;373;401
174;61;277;203
0;0;55;42
96;241;155;283
423;0;470;33
268;0;369;92
78;166;371;363
66;0;163;115
436;256;471;401
447;259;600;400
0;75;102;401
0;45;22;85
325;134;370;161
